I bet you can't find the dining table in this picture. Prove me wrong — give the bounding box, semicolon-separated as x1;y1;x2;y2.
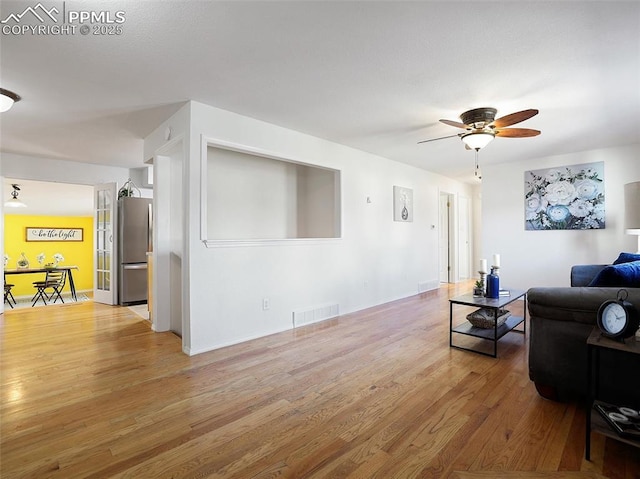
3;265;79;301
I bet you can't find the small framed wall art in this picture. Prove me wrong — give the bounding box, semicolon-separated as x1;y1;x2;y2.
393;186;413;222
26;227;84;242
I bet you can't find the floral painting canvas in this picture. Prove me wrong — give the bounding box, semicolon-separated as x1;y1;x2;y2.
525;161;605;230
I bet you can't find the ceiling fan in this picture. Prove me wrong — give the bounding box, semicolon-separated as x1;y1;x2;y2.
418;107;540;151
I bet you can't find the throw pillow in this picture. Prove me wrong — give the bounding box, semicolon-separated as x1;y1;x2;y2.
613;252;640;265
588;260;640;287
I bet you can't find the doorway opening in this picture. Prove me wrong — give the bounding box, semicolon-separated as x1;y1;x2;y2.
150;137;185;342
3;178;94;308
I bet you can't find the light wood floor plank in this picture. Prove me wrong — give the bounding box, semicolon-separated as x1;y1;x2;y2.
1;283;638;478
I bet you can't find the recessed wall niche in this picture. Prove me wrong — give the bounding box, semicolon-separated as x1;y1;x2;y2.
203;142;341;244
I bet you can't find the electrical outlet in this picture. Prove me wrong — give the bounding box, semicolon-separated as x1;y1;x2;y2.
262;298;270;310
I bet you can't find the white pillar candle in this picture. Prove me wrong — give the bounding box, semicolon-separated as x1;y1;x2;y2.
493;254;500;268
479;259;487;273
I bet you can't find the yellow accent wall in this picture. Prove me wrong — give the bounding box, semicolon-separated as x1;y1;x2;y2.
4;215;93;297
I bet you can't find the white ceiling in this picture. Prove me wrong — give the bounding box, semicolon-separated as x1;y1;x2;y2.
3;178;93;216
1;1;639;183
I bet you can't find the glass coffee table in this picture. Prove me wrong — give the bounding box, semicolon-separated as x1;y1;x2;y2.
449;289;527;358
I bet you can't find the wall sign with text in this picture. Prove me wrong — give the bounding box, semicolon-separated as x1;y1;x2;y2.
26;227;84;242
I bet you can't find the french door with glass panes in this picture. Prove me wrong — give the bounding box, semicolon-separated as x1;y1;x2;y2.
94;183;117;304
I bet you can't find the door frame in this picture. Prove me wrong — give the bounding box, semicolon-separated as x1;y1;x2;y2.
93;183;118;305
439;191;455;283
457;194;472;281
149;134;186;344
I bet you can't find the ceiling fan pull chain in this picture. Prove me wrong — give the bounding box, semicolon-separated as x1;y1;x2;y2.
474;150;482;180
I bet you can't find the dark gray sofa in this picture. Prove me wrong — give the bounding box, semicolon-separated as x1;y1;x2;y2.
527;264;640;407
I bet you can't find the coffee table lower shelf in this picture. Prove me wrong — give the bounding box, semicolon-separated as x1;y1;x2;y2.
451;315;525;357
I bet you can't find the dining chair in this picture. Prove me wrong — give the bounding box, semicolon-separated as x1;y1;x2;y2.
32;270;67;307
4;283;16;308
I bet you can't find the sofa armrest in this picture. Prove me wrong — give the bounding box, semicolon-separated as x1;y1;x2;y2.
527;287;640;324
570;264;608;286
527;286;640;403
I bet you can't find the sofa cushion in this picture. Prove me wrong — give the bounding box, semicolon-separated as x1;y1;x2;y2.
613;252;640;265
588;260;640;287
571;264;608;287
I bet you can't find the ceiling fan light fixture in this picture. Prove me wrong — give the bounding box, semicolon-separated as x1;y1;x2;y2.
5;184;27;208
461;132;495;151
0;88;21;112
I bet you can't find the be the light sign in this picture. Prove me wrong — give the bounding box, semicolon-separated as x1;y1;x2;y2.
26;228;84;242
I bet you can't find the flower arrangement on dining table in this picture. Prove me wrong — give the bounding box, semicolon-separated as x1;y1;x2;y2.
525;163;605;230
37;252;65;268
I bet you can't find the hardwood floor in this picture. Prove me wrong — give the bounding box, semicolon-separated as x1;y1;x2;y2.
1;283;638;478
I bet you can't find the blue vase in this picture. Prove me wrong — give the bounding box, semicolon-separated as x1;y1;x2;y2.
486;268;499;299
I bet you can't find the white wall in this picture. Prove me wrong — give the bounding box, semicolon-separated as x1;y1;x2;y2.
206;146;339;240
145;101;474;355
471;184;483;279
481;144;640;289
1;152;153;198
207;146;299;239
1;152;132;186
296;165;339;238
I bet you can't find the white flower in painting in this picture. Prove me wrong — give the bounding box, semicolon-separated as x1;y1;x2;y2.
545;181;576;205
568;199;594;218
574;179;599;200
547;205;571;222
592;203;605;222
53;253;64;263
583;217;601;229
545;169;563;183
525;193;547;220
36;252;46;265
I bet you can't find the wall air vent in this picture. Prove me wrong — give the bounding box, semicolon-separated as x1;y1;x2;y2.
292;303;339;328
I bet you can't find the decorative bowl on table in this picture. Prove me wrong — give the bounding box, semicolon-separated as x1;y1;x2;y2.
466;308;511;329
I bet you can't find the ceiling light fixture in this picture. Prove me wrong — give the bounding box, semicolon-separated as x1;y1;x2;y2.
5;184;27;208
461;131;495;151
0;88;21;112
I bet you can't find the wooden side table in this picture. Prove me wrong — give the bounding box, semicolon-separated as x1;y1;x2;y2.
585;327;640;460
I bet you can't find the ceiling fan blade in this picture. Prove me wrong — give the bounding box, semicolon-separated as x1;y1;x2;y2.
491;109;539;128
439;119;470;129
495;128;541;138
417;133;461;144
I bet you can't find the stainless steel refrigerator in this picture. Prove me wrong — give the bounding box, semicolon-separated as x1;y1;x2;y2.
118;197;152;305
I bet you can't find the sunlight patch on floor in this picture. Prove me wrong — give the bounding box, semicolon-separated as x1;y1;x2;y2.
127;304;149;320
